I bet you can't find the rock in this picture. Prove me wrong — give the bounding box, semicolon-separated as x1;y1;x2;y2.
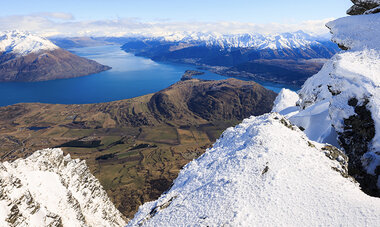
351;0;380;9
347;5;369;15
347;0;380;15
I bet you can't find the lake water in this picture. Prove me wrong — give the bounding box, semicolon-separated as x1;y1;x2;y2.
0;45;299;107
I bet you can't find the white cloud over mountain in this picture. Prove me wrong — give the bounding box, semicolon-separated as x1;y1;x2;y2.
0;13;334;37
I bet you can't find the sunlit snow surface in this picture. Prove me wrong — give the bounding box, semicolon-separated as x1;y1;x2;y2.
128;114;380;226
273;13;380;187
148;30;327;50
0;30;58;56
0;149;126;227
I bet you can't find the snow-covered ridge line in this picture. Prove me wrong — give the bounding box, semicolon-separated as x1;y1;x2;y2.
0;148;126;227
139;30;329;50
273;12;380;196
0;30;58;56
128;113;380;226
327;13;380;51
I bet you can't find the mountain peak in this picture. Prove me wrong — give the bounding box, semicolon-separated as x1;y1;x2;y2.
143;31;322;50
0;30;58;56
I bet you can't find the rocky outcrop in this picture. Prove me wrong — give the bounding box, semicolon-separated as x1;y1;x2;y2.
0;148;127;226
347;0;380;15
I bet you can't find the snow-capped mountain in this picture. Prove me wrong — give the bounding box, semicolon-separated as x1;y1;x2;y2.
0;30;59;56
0;30;110;82
0;148;127;226
157;30;326;50
121;30;338;85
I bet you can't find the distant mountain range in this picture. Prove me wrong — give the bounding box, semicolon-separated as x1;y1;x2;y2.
0;31;111;82
47;31;339;86
121;31;340;85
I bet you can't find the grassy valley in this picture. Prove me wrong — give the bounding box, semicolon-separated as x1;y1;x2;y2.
0;78;276;218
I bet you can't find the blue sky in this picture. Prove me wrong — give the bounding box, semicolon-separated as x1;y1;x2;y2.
4;0;351;22
1;0;353;37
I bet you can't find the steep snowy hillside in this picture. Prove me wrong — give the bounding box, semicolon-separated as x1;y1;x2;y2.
273;10;380;196
128;114;380;226
0;30;58;56
0;30;110;82
0;148;126;227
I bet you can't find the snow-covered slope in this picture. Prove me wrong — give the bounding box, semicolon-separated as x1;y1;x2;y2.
128;114;380;226
0;148;126;227
0;30;58;56
272;12;380;195
146;31;329;50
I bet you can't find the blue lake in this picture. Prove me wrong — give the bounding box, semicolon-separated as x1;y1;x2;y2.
0;45;299;107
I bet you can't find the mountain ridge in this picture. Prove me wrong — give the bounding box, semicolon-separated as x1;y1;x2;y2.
0;31;111;82
121;31;339;86
0;148;127;226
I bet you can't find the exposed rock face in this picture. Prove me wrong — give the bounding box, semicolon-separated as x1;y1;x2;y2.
0;148;127;226
338;98;378;196
0;31;111;82
347;0;380;15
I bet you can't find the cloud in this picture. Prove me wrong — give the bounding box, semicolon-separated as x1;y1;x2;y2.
36;12;75;20
0;14;334;37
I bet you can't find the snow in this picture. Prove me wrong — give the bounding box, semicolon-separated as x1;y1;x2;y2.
144;30;327;50
0;30;58;56
0;148;126;227
326;13;380;51
127;113;380;226
270;12;380;189
271;88;299;114
295;47;380;174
